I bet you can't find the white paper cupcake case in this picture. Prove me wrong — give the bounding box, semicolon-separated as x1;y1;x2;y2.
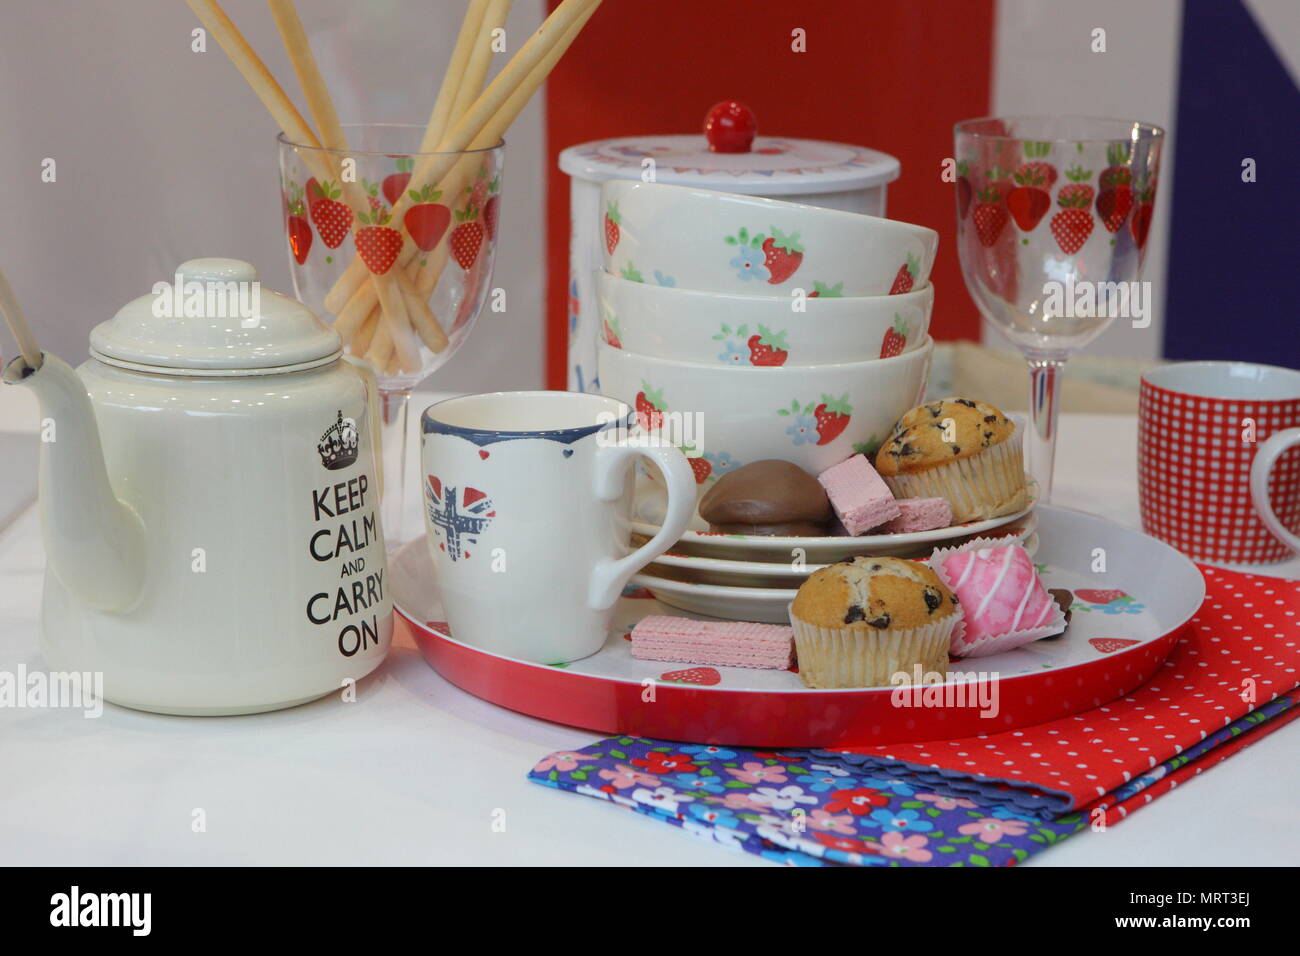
926;536;1066;658
787;605;965;689
882;423;1027;523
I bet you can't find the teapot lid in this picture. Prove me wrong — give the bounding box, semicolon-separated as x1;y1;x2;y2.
89;258;341;373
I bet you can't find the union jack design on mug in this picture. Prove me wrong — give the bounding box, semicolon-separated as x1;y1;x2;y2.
424;476;494;562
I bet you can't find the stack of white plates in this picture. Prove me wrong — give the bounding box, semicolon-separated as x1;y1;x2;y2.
631;498;1039;624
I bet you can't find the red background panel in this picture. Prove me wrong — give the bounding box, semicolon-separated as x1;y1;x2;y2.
544;0;995;388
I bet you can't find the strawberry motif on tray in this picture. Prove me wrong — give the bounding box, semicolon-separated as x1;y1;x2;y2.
1089;637;1140;654
659;667;722;686
1072;589;1145;615
779;394;852;446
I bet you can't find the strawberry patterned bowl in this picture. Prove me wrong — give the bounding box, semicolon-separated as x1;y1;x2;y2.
595;270;933;366
595;336;933;477
600;179;937;297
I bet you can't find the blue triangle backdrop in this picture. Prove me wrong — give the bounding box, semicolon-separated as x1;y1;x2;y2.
1164;0;1300;368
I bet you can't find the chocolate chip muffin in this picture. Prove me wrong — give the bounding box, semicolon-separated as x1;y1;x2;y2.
788;556;962;688
874;397;1026;522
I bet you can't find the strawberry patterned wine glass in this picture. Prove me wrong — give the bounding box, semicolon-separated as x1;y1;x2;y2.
279;124;503;551
953;116;1163;500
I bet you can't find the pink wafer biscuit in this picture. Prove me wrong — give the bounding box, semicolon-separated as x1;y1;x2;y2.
817;454;900;535
631;615;795;669
875;497;952;534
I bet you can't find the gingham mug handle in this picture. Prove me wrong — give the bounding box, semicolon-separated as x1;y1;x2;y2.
1249;427;1300;555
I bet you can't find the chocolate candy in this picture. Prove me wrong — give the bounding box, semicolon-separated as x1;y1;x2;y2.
1044;588;1074;637
699;459;831;536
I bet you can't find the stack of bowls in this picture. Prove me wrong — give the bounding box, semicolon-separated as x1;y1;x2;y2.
596;180;939;479
589;181;1030;622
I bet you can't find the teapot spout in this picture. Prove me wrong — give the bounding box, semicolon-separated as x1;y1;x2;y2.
3;354;145;612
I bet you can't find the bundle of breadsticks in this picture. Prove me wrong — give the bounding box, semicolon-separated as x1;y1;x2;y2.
186;0;602;376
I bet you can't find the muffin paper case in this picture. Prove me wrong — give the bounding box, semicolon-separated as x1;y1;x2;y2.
927;537;1066;658
787;603;966;689
881;422;1027;523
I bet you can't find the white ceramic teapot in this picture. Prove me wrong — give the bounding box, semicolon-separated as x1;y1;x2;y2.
1;258;392;715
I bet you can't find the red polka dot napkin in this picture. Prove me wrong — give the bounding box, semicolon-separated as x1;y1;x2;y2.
822;565;1300;817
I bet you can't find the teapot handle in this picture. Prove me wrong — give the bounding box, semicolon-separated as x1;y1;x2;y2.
342;354;384;501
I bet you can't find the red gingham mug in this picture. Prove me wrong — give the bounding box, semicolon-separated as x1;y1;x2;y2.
1138;362;1300;564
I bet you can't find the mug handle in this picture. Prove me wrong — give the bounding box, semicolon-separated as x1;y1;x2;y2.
1249;427;1300;554
588;432;696;610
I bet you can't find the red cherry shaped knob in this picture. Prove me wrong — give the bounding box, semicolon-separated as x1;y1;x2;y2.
704;101;757;153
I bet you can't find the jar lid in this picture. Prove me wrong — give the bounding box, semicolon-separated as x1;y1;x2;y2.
559;134;900;196
89;258;341;372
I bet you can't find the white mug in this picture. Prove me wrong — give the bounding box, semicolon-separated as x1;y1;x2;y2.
420;390;696;664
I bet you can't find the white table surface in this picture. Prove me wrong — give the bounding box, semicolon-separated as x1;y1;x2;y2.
1;389;1297;867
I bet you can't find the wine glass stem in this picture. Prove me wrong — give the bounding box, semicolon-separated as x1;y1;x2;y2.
379;387;411;554
1025;355;1065;502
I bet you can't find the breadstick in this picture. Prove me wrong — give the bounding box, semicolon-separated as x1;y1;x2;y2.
323;0;600;312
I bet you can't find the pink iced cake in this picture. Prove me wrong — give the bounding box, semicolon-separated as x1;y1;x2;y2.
876;497;952;534
817;454;900;535
631;616;794;669
930;543;1065;657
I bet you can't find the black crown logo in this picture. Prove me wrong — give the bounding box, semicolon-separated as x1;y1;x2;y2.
318;410;359;470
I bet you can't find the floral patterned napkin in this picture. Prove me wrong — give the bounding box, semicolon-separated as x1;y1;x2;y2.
528;567;1300;866
529;693;1297;866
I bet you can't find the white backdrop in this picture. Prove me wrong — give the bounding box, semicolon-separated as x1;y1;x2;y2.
5;1;1297;383
0;0;547;392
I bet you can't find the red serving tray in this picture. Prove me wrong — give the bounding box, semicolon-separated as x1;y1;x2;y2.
397;505;1203;747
